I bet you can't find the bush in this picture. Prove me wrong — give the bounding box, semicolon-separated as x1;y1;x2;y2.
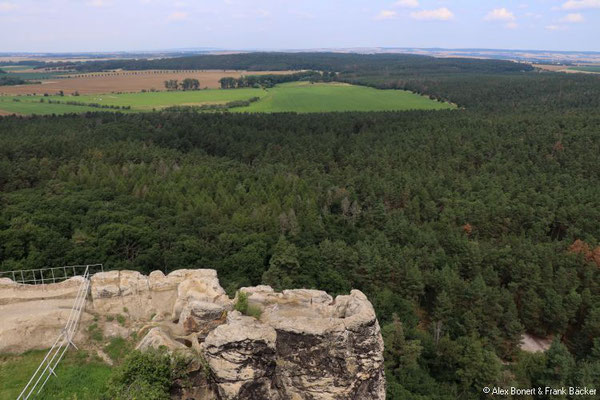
88;323;103;342
104;337;133;364
103;349;188;400
234;291;262;319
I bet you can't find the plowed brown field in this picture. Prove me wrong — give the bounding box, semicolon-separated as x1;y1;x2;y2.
0;70;294;95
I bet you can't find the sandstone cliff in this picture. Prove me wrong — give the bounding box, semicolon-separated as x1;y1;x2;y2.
0;269;385;400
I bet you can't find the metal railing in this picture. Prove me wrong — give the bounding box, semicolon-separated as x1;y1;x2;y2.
0;264;103;285
16;265;94;399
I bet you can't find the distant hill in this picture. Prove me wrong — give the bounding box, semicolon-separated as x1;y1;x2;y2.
42;52;533;75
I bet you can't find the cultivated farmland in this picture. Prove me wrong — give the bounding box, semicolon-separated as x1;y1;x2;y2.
234;82;455;113
0;83;453;115
0;69;294;95
0;88;265;114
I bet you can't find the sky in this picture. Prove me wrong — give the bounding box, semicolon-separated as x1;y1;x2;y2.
0;0;597;52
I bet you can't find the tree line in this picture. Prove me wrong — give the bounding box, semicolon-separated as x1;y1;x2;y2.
164;78;200;90
36;52;534;75
219;71;328;89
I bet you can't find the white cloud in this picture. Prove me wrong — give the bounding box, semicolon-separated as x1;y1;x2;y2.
562;0;600;9
561;13;584;22
375;10;398;20
0;2;16;11
395;0;419;8
484;8;516;21
410;7;454;21
167;11;188;21
505;21;518;29
546;24;567;30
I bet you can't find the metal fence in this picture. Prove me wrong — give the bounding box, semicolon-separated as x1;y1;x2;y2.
0;264;103;285
12;265;97;399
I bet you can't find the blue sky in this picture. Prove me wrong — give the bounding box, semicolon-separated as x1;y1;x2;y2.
0;0;596;52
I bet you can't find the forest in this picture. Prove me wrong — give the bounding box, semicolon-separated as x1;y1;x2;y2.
40;52;532;75
0;68;27;86
1;54;600;399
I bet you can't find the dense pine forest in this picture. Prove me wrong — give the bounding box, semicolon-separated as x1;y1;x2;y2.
2;54;600;398
42;52;531;75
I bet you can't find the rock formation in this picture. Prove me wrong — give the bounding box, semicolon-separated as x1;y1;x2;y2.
0;269;385;399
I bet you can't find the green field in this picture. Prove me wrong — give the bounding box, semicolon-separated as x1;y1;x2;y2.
234;82;454;112
0;99;101;115
0;65;70;80
0;350;112;400
568;66;600;73
0;82;454;115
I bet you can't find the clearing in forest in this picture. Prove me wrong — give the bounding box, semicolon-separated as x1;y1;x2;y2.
232;82;454;113
0;82;454;115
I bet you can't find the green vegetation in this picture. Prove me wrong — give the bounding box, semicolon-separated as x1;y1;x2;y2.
104;349;188;400
0;97;100;114
0;76;28;86
56;52;532;74
0;66;70;83
0;87;264;114
104;337;133;364
234;82;453;112
88;323;104;342
234;291;262;319
0;350;112;400
0;344;184;400
0;83;450;114
568;65;600;73
1;53;600;399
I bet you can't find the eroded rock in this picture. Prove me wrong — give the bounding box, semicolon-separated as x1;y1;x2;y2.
0;270;385;399
136;326;189;354
203;311;280;400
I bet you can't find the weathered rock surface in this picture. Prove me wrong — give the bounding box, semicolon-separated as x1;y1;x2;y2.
203;311;280;399
136;326;189;353
0;276;92;353
0;269;385;399
90;269;231;321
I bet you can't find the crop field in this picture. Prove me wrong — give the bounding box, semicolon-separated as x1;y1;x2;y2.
0;69;294;95
0;87;265;114
234;82;455;112
0;82;454;115
4;71;70;80
568;65;600;73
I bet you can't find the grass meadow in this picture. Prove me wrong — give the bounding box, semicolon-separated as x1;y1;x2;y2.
0;350;112;400
0;82;454;115
234;82;454;113
569;65;600;73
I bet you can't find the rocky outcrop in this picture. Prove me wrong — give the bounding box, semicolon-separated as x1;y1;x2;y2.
227;286;385;400
136;326;189;353
0;269;385;399
203;311;280;399
0;276;93;353
90;269;231;321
